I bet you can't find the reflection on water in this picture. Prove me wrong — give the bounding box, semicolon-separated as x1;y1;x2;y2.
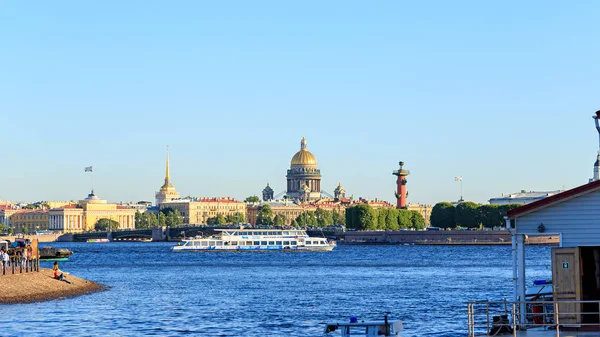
0;243;551;336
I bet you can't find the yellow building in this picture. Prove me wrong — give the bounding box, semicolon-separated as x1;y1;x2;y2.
8;209;49;233
48;191;136;233
155;146;180;206
406;203;432;226
160;197;246;225
0;206;18;228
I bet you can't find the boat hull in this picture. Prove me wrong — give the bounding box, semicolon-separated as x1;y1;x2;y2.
171;245;335;252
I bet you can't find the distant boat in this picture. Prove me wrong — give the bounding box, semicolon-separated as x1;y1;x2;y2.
39;246;73;261
171;228;335;252
87;238;109;243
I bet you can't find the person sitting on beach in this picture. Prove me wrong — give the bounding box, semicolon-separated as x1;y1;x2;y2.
53;261;71;284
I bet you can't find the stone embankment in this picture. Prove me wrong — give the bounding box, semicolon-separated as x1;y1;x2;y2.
0;268;107;304
0;234;61;243
342;230;558;245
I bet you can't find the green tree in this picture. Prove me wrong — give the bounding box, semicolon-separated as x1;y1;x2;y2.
158;212;167;227
345;204;376;230
409;211;426;230
95;218;120;231
146;212;158;228
256;204;274;226
135;211;148;229
168;209;184;227
244;195;260;203
216;214;227;225
430;202;456;229
332;209;345;226
273;214;286;227
397;209;413;229
296;211;318;227
455;201;480;228
0;223;6;233
385;208;399;230
315;208;333;227
21;226;28;234
377;208;388;230
290;219;299;228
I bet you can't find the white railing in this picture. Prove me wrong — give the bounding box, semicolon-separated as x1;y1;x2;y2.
467;299;600;336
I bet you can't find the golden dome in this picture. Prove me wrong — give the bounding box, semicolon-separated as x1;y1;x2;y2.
291;137;317;166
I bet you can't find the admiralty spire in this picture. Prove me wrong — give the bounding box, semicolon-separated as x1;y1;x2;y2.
155;146;180;206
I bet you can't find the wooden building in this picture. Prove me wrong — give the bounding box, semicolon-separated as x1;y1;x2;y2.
508;179;600;325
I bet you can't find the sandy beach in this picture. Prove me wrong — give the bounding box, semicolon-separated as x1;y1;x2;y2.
0;268;107;304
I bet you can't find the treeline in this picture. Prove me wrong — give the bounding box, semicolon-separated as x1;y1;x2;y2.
134;208;184;229
430;202;521;229
345;205;425;231
206;213;245;225
255;204;345;227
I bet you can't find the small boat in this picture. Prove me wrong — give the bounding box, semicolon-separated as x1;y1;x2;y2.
325;314;403;336
87;238;109;243
525;279;553;325
39;246;73;261
171;228;335;252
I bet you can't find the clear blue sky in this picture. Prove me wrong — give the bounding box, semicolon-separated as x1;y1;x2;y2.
1;1;599;205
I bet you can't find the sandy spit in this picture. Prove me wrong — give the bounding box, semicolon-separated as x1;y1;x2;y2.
0;268;107;304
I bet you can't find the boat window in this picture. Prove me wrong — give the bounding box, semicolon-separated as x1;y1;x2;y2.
282;231;289;235
283;241;290;245
268;241;275;245
201;241;209;246
276;241;282;245
253;241;260;245
231;241;238;245
216;241;223;246
291;241;297;245
209;241;216;246
261;241;267;245
246;241;252;245
306;241;312;245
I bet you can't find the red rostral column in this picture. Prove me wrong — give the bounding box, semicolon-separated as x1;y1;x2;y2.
393;161;410;209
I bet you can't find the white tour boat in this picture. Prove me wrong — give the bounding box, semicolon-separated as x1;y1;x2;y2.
171;228;336;252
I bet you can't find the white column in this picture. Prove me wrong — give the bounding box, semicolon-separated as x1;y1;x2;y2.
517;234;527;325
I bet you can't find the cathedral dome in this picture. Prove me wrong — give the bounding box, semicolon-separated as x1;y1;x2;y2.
290;137;317;166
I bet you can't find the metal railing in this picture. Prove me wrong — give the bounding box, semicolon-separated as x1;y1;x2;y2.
1;255;40;275
468;299;600;336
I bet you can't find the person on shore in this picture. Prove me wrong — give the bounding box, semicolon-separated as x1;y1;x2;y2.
0;247;6;274
53;261;71;284
20;248;26;269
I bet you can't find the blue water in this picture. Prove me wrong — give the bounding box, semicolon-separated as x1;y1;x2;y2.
0;243;552;336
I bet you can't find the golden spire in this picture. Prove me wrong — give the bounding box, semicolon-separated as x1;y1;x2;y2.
161;145;173;189
165;145;170;184
301;137;307;150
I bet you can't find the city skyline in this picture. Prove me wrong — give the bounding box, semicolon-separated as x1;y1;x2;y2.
2;1;600;204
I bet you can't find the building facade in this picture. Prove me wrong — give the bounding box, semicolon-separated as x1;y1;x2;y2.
488;190;563;205
286;137;322;202
160;197;246;225
48;191;136;233
8;209;49;233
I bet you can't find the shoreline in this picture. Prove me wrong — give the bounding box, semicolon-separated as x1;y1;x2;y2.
0;268;107;305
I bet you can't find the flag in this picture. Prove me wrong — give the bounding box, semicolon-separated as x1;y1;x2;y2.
85;166;93;172
455;176;462;181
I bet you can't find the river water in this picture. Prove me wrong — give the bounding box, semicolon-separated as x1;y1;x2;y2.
0;243;552;336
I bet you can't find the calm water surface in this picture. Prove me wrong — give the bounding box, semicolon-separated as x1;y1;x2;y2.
0;243;552;336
